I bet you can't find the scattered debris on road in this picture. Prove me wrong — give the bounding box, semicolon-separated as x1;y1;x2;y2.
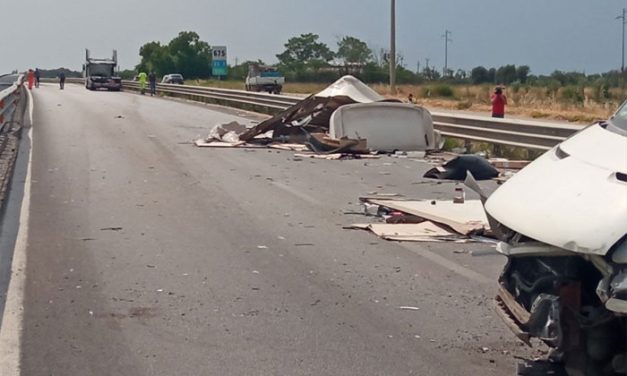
293;152;380;160
194;75;442;158
398;306;421;311
424;155;500;181
346;196;493;243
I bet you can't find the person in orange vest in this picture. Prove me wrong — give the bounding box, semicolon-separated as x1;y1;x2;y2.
27;69;35;90
491;86;507;118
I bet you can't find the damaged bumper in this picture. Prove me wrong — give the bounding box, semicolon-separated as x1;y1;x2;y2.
494;240;627;374
88;77;122;90
494;285;532;346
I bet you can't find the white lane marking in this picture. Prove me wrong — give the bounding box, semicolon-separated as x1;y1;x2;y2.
402;244;492;284
271;181;321;206
27;87;34;122
0;88;34;375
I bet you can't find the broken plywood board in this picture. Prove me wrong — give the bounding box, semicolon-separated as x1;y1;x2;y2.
293;153;381;160
294;153;344;160
347;222;464;242
489;158;531;170
268;143;309;152
365;199;489;235
194;140;264;148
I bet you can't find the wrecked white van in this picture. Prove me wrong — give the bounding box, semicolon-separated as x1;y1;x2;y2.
486;103;627;375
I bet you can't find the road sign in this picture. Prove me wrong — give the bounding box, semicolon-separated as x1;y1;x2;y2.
212;46;228;77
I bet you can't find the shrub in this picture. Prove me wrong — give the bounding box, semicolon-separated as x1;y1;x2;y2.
559;85;584;105
422;84;454;98
511;83;521;94
442;137;465;151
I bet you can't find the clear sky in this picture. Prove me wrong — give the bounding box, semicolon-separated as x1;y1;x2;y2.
2;0;626;75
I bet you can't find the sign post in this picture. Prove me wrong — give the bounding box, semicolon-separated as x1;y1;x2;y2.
212;46;228;78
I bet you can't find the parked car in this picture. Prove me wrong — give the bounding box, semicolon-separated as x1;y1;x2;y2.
161;74;184;84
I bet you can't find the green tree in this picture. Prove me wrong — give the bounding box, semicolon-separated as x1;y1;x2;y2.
516;65;530;84
470;66;489;84
496;64;517;84
168;31;212;78
550;70;586;86
422;66;441;81
136;32;212;78
360;62;388;83
276;33;334;67
336;36;372;65
137;41;173;75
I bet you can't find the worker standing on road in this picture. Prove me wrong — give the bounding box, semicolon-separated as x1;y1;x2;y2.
27;69;35;90
58;72;66;90
35;68;41;88
148;72;157;96
137;71;148;95
491;86;507;118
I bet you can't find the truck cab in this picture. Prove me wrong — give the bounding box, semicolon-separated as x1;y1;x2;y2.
84;49;122;91
245;64;284;94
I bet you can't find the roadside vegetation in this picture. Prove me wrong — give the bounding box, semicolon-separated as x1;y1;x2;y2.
116;30;627;123
181;79;622;123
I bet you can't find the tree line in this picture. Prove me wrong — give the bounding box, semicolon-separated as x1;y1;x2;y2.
127;31;627;90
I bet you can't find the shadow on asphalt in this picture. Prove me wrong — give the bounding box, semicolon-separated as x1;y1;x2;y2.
516;360;568;376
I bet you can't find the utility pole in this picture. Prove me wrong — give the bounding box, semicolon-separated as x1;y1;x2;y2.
416;61;420;74
390;0;397;93
424;58;431;79
442;29;452;77
617;8;626;71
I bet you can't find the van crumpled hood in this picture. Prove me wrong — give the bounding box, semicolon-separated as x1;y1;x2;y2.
485;124;627;255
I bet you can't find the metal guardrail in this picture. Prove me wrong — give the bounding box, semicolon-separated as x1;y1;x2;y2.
430;112;581;151
0;75;24;133
122;80;301;111
61;78;582;151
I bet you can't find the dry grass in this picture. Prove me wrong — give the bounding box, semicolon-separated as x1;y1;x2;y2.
191;79;625;123
379;84;623;123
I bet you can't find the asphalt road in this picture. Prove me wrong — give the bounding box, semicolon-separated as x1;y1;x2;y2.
6;83;537;375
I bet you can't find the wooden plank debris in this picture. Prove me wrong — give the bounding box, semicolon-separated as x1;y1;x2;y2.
365;199;489;235
346;222;464;242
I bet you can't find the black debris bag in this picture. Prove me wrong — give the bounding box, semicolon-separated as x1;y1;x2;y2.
423;155;499;181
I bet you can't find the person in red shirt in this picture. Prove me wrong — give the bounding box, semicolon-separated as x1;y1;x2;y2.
27;69;35;90
491;86;507;118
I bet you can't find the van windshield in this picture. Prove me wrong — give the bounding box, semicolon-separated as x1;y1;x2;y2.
88;63;114;77
608;101;627;136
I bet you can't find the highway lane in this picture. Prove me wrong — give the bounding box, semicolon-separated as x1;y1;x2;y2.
9;83;534;375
